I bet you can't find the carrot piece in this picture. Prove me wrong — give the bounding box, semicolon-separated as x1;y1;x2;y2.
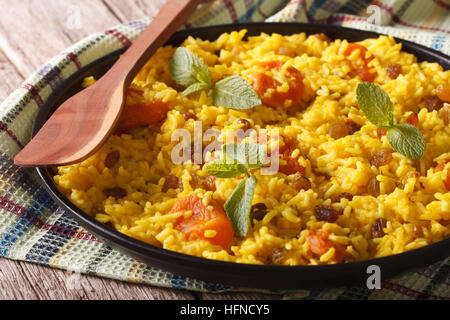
116;99;168;133
115;88;169;133
249;61;304;109
437;83;450;103
344;43;376;82
170;194;234;249
406;112;419;127
306;230;347;263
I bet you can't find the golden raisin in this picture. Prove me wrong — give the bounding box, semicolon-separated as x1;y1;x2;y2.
292;173;311;191
386;63;402;79
329;123;349;139
371;218;387;238
237;118;252;132
367;176;380;197
425;95;444;112
104;150;120;168
371;151;393;168
162;175;180;192
438;105;450;125
271;247;287;265
202;176;216;191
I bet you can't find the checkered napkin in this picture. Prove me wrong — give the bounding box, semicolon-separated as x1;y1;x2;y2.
0;0;449;299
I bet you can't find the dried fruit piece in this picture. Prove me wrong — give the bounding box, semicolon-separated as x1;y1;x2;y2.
337;192;354;202
314;205;340;223
438;105;450;125
162;175;180;192
104;150;120;168
271;247;287;265
292;173;311;191
371;218;387;238
104;187;127;199
236;118;252;132
329;123;349;139
424;95;444;112
250;203;268;221
371;151;393;168
367;176;380;197
346;119;361;134
202;176;217;191
386;63;402;79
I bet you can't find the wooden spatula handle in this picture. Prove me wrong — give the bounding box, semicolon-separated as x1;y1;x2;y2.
105;0;203;88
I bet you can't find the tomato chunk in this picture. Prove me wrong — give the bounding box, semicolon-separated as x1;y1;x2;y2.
116;88;169;133
170;194;234;248
249;61;304;109
344;43;376;82
306;229;347;263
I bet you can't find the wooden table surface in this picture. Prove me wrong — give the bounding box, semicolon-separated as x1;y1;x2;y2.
0;0;281;300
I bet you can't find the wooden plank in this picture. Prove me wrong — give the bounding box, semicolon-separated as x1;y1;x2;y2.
0;258;196;300
103;0;167;22
0;0;123;76
0;49;25;100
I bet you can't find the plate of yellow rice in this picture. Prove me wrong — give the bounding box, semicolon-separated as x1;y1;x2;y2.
35;23;449;289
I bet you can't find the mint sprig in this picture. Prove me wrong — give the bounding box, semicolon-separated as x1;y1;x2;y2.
170;47;261;110
356;82;426;159
212;75;262;110
203;144;264;236
224;175;257;237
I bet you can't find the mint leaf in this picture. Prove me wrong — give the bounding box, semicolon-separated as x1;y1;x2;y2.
356;82;394;128
203;159;248;178
224;175;257;236
212;75;262;110
170;47;211;87
222;143;264;171
182;82;211;97
387;124;426;159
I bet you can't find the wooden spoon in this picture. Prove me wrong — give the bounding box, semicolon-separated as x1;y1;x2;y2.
14;0;202;167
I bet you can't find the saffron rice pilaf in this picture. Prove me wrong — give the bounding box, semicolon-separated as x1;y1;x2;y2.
55;30;450;265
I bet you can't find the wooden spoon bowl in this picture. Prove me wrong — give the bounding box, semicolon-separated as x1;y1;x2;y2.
14;0;202;167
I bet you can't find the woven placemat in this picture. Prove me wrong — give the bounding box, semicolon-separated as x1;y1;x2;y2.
0;0;449;299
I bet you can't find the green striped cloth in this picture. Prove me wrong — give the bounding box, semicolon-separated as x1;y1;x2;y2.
0;0;449;299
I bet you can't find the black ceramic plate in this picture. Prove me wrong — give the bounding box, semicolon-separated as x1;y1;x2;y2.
35;23;450;290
